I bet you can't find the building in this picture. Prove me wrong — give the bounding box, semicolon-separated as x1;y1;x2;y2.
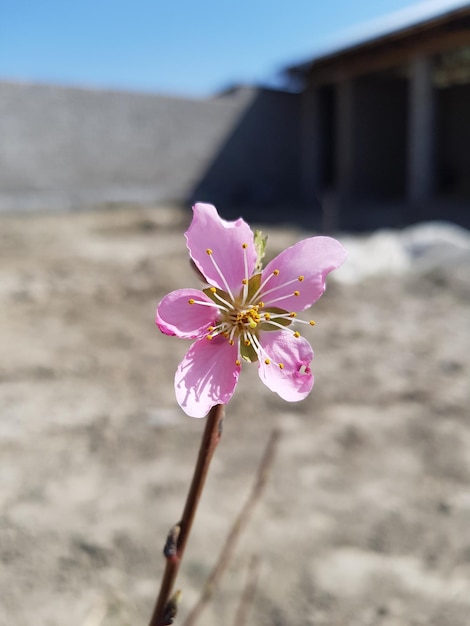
288;1;470;229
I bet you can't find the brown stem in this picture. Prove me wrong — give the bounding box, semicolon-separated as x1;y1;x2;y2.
182;429;280;626
231;554;260;626
148;403;225;626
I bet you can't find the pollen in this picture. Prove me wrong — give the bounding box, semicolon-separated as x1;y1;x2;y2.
273;269;280;276
206;248;213;255
298;275;304;281
294;290;300;296
188;298;195;304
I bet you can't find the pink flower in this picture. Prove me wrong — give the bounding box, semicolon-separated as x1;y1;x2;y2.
156;203;347;417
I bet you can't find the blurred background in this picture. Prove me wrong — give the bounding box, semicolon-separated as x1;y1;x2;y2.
1;1;470;625
1;0;469;228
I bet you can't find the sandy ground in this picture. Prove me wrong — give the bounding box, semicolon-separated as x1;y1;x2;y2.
1;206;469;626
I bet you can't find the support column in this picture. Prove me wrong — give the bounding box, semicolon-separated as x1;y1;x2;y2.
407;55;436;204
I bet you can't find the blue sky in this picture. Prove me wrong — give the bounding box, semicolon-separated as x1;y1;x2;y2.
0;0;466;97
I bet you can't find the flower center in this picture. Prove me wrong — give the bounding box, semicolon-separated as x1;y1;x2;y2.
234;305;261;330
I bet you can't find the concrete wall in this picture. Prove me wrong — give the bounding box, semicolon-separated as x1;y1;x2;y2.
0;81;300;212
192;88;302;220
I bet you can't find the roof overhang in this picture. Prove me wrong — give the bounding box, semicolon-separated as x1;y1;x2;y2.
287;4;470;85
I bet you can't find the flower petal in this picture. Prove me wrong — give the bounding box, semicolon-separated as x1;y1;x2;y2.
175;336;241;417
185;203;257;295
156;288;217;338
257;331;314;401
261;236;347;311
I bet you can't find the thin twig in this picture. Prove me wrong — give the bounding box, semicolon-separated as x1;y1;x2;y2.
232;554;260;626
182;428;281;626
148;403;225;626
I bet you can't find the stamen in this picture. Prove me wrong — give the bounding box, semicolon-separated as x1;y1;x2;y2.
209;289;233;311
260;292;301;306
206;252;235;300
188;297;226;311
241;243;250;305
259;276;306;305
204;320;231;340
261;318;294;332
249;273;277;304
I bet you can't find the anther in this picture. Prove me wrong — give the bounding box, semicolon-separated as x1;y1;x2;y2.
206;248;213;255
229;339;234;345
235;359;241;366
208;326;214;331
207;335;213;340
289;312;297;317
279;363;284;369
242;243;248;249
265;358;271;365
294;331;300;338
273;269;280;276
309;320;316;326
244;339;251;346
188;299;195;304
298;275;304;281
264;313;271;320
210;287;216;293
294;290;300;296
242;279;248;285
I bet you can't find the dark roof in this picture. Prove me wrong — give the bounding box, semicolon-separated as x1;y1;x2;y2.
287;1;470;79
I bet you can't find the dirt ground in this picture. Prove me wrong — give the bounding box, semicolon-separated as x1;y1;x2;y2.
1;206;469;626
